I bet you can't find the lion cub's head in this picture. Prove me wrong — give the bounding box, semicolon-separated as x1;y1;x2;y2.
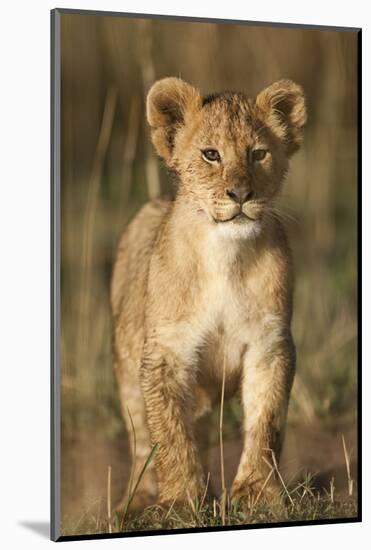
147;77;306;238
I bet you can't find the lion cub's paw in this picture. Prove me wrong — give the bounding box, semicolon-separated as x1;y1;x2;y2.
231;478;286;519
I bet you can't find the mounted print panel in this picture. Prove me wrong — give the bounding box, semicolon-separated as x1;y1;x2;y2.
51;8;361;542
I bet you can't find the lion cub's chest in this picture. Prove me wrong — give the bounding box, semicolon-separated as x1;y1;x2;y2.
162;236;277;387
196;266;255;377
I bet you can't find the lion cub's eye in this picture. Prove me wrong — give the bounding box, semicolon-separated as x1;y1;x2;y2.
202;149;221;163
251;149;268;162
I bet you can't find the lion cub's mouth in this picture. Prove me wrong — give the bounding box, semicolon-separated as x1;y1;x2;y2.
213;212;258;224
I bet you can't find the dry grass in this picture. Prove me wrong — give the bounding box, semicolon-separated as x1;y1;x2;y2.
61;434;358;536
61;495;357;537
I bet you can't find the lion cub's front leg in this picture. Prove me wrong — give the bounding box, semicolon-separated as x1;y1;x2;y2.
140;337;205;504
232;331;295;506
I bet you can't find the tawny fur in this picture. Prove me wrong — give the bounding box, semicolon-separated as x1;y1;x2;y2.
111;77;306;508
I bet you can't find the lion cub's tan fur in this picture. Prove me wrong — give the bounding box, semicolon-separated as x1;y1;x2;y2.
111;77;306;508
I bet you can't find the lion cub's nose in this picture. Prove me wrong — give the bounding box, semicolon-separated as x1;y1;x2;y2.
226;187;253;205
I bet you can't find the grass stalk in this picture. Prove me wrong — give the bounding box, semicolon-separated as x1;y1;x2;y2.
77;86;117;367
138;19;160;199
199;472;210;512
120;96;141;214
341;434;354;497
263;449;294;506
253;466;275;508
107;466;112;533
219;354;227;525
120;408;158;527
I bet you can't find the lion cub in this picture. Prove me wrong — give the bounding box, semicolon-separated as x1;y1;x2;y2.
111;77;306;509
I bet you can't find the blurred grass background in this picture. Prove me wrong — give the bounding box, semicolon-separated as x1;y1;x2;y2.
59;12;358;524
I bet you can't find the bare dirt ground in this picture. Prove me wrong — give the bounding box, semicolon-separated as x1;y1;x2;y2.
61;418;357;524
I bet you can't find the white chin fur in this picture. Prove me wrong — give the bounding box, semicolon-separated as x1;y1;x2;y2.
214;220;262;240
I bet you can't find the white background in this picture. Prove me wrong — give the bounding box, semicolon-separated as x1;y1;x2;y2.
0;0;368;548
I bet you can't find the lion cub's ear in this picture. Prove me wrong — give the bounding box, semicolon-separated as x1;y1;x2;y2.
147;77;202;164
256;79;306;156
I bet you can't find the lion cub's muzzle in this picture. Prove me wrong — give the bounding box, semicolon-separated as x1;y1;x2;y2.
212;188;263;223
